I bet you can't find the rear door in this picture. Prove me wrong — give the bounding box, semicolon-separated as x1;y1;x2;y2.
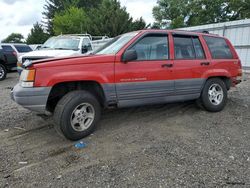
1;45;17;69
115;32;175;107
171;34;209;98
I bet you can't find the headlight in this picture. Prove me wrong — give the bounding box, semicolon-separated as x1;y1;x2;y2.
20;69;36;87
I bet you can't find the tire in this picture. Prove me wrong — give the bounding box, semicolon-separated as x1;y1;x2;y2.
53;90;101;141
0;64;7;81
200;78;227;112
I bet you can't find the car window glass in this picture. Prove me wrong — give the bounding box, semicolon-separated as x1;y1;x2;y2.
204;36;233;59
14;45;32;53
130;34;169;61
2;45;14;52
42;37;80;50
193;38;205;59
174;36;195;59
82;38;92;51
96;32;139;55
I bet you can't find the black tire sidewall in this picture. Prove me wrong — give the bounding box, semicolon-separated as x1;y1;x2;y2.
0;64;7;81
56;91;101;141
201;78;228;112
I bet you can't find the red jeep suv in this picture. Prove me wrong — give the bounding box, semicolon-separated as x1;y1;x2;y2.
11;30;242;140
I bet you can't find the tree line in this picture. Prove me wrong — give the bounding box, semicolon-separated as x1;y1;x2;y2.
2;0;250;44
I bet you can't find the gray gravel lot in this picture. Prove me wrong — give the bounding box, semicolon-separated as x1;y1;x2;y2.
0;72;250;187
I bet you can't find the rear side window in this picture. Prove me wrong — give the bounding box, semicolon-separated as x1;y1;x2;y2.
14;45;32;53
2;45;14;52
130;34;169;61
204;36;233;59
174;35;205;59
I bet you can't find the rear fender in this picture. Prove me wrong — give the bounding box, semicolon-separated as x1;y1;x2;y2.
202;69;231;79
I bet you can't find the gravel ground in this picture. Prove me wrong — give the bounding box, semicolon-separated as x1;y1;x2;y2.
0;72;250;187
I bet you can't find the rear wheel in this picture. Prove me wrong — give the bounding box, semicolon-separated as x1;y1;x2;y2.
200;78;227;112
0;64;7;81
53;90;101;141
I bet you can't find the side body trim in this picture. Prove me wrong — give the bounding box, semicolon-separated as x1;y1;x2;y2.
102;78;206;108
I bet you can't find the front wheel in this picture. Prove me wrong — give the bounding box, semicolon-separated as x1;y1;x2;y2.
0;64;7;81
200;78;228;112
53;90;101;141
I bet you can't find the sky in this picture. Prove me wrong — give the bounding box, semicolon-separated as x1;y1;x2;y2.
0;0;157;41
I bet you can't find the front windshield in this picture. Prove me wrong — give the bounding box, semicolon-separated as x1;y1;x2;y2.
42;37;80;50
95;32;139;55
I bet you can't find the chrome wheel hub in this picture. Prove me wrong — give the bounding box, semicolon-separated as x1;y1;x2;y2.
208;84;224;105
70;103;95;132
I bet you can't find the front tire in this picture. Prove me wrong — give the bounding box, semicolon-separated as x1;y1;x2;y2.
0;64;7;81
200;78;227;112
53;90;101;141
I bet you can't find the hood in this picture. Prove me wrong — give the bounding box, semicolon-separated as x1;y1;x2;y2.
33;54;116;68
20;49;80;59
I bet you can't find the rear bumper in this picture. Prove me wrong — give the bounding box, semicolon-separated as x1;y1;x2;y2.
231;77;242;86
11;84;52;114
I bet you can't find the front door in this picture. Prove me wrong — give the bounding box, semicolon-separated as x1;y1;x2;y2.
115;32;175;107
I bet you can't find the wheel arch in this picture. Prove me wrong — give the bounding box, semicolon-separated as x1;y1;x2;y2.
46;80;107;113
205;76;231;90
0;60;7;67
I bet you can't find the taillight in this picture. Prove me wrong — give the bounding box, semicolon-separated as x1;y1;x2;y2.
12;51;17;57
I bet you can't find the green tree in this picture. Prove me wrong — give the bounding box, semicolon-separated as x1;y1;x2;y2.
52;0;146;37
153;0;250;29
26;22;50;44
43;0;102;35
131;17;147;31
87;0;146;37
53;6;88;35
2;33;24;43
153;0;191;28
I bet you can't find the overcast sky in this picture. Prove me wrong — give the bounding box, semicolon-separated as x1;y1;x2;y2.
0;0;157;41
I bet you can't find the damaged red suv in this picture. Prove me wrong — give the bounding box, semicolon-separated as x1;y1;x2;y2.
11;30;242;140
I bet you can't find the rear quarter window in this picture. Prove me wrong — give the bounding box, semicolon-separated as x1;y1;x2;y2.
14;45;32;53
204;36;233;59
2;45;15;52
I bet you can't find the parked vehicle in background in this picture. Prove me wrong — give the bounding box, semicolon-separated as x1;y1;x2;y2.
0;45;7;81
29;44;42;51
91;36;112;51
17;34;109;74
0;43;32;80
11;29;242;140
1;43;33;60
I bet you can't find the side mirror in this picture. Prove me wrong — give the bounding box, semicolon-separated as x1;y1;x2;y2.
122;49;137;63
82;46;88;54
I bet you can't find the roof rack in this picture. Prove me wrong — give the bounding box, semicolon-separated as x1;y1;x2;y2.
91;35;109;41
60;33;93;40
59;33;110;41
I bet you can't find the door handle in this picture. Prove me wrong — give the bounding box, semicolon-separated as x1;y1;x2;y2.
162;64;173;68
200;62;210;66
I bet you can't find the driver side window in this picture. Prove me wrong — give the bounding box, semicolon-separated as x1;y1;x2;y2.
130;34;169;61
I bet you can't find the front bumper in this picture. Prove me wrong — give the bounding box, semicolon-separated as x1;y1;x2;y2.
11;84;52;114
